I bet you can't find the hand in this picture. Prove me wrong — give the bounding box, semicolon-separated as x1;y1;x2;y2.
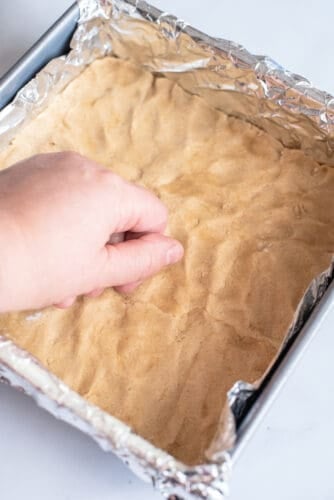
0;152;183;312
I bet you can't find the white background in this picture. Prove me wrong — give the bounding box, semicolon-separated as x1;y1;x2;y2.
1;1;334;499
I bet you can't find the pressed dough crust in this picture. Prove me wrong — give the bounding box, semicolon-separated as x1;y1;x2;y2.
0;57;333;464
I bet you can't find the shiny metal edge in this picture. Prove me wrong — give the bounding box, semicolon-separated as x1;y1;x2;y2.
0;336;230;500
0;3;79;109
0;1;333;499
0;4;232;499
232;281;334;463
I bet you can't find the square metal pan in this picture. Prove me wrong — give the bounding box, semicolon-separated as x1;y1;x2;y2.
0;0;333;491
0;3;79;109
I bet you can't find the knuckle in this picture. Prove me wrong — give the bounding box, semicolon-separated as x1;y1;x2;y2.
60;151;101;181
99;170;123;194
59;150;84;164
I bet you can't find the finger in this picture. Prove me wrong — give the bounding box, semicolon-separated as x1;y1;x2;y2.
106;174;168;234
85;288;105;298
97;233;183;287
54;296;77;308
114;280;143;294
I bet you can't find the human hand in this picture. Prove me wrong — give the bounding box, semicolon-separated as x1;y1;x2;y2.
0;152;183;312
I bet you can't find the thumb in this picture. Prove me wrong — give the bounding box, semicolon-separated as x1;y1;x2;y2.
97;233;184;288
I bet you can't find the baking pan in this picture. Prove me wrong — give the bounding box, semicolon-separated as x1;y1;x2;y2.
0;1;333;498
0;3;79;109
234;279;334;460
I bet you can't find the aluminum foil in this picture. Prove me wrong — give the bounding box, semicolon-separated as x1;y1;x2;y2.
1;0;334;164
0;1;333;498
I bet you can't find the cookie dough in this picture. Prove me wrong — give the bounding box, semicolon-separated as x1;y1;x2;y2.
0;57;333;464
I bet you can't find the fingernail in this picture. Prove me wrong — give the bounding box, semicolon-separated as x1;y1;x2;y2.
166;242;184;265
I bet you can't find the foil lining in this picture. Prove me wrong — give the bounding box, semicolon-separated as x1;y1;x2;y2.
0;1;333;498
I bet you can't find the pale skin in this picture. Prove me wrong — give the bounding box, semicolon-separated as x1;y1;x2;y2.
0;151;184;312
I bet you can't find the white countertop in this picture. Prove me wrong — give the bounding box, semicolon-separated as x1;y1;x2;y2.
1;1;334;499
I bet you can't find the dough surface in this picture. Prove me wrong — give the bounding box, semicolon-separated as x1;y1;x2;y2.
0;57;333;464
